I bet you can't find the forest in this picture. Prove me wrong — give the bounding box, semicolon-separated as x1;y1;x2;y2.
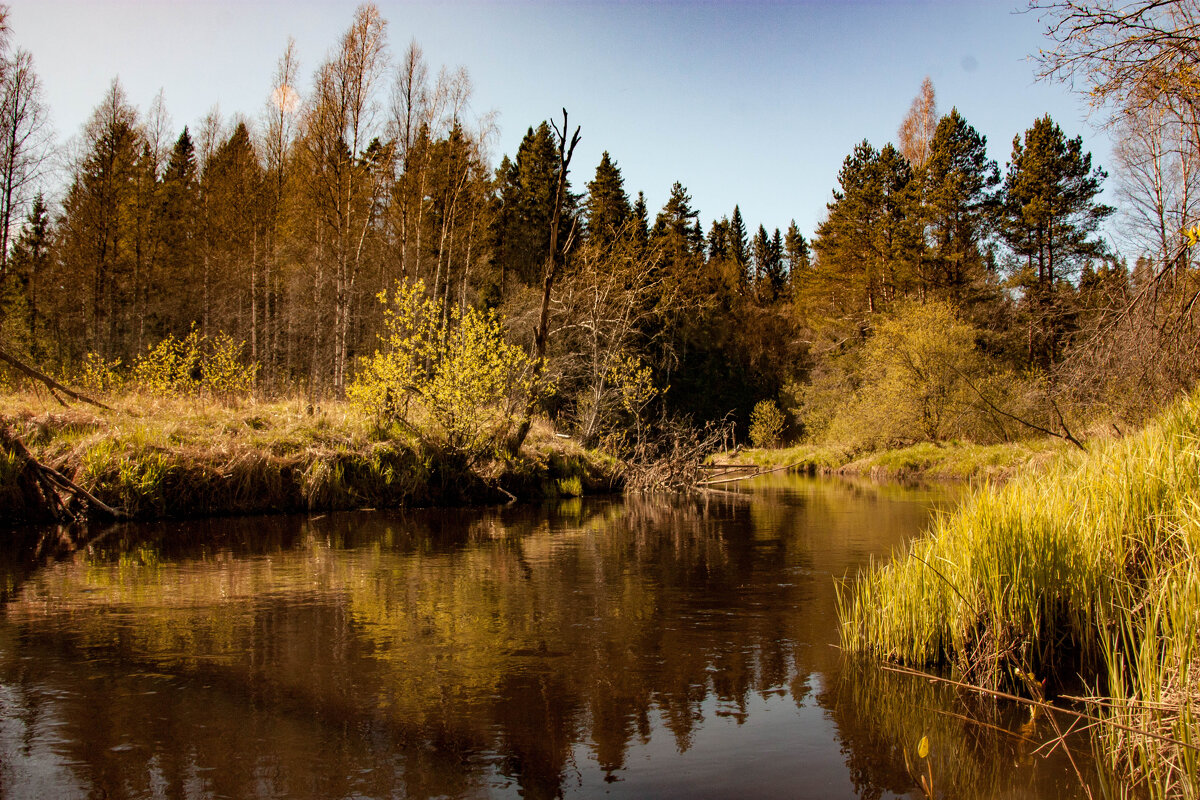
0;2;1197;467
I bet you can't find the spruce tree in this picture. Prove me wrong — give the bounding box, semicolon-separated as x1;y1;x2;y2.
784;220;810;274
730;205;749;288
2;194;50;356
767;227;786;300
584;151;631;248
492;122;575;287
632;191;649;251
157;126;200;337
751;224;770;289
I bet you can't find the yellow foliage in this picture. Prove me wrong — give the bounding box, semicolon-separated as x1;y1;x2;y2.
132;327;257;399
72;353;125;395
349;279;537;460
607;353;659;417
831;299;980;446
749;399;787;448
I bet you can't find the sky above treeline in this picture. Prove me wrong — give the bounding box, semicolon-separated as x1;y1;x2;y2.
14;0;1111;242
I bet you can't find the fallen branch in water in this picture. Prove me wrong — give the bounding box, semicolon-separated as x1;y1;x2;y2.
879;663;1199;753
0;424;128;522
698;461;803;486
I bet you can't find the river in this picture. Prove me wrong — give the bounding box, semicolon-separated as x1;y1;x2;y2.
0;474;1094;798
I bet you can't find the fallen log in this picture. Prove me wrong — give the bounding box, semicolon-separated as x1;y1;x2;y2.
0;347;112;410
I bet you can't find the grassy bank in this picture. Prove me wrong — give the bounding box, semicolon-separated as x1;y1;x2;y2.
0;392;620;524
838;390;1200;796
717;437;1070;482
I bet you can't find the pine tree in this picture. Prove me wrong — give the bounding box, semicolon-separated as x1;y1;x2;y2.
998;114;1113;368
923;108;1000;305
811;140;924;322
584;151;631;248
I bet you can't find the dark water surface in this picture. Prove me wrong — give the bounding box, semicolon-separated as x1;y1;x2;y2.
0;475;1094;799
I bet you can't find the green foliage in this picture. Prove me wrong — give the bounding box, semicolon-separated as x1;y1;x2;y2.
749;399;787;448
829;299;982;447
131;327;257;399
349;279;536;461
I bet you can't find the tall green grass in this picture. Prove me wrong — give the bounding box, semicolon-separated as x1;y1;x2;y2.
839;389;1200;796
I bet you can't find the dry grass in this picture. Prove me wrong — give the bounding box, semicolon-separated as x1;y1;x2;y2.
0;391;620;522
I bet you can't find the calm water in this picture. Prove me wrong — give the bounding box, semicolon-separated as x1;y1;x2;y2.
0;475;1095;799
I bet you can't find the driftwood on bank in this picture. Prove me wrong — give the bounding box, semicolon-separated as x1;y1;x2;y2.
624;418;734;493
697;461;803;487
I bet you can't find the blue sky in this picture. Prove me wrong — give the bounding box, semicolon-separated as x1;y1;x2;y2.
13;0;1110;240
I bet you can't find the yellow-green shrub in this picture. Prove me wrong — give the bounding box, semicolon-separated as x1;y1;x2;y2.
349;279;536;461
72;352;125;395
749;399;787;448
132;327;257;399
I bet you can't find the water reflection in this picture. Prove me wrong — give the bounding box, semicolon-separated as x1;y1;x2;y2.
0;476;1092;798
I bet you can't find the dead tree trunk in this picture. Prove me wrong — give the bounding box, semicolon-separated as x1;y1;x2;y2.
508;109;581;455
0;347;112;410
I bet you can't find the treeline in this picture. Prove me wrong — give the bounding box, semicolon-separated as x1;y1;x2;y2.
0;3;1197;450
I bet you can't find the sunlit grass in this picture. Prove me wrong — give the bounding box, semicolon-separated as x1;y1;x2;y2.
719;437;1065;482
839;389;1200;796
0;390;618;519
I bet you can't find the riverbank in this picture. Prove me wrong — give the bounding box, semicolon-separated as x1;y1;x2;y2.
0;393;621;524
838;389;1200;795
714;437;1071;483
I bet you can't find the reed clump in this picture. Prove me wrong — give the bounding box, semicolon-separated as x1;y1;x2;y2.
839;389;1200;796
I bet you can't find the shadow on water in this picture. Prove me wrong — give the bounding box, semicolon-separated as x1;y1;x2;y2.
0;476;1096;799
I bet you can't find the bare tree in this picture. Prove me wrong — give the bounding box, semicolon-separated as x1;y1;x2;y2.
552;230;667;445
509;108;581;454
1033;0;1200;117
196;106;224;338
898;76;937;169
0;48;50;283
261;37;300;378
304;2;389;394
1113;99;1199;269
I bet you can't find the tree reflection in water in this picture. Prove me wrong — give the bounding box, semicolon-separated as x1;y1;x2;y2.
0;477;1092;799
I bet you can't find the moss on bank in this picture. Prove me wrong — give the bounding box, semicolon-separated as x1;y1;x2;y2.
0;393;621;524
